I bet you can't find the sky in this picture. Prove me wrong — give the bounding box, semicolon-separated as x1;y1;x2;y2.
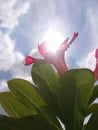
0;0;98;114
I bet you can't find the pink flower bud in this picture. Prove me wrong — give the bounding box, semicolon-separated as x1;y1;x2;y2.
24;32;78;75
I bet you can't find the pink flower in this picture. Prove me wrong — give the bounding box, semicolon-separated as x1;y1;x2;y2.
24;32;78;75
94;48;98;80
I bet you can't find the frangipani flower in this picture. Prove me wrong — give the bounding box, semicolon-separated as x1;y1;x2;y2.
24;32;78;75
94;48;98;80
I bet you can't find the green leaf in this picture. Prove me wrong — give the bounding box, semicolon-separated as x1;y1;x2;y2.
0;114;59;130
58;69;94;130
87;103;98;115
85;104;98;130
89;85;98;105
8;79;62;130
0;92;36;117
31;61;59;95
31;61;62;119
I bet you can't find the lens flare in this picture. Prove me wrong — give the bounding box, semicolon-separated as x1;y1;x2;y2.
42;28;64;52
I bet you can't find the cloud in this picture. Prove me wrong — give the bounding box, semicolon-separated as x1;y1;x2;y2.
87;6;98;47
0;0;98;92
0;0;33;88
27;0;67;41
0;80;9;92
0;31;25;71
0;0;30;29
0;32;32;91
75;2;98;69
0;0;32;87
86;1;98;49
0;30;32;81
0;31;16;71
77;49;96;71
10;54;31;81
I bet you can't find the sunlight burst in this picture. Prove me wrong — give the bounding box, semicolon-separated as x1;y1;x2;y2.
42;28;64;52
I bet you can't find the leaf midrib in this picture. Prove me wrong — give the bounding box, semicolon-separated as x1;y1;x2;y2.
0;95;20;117
10;84;61;130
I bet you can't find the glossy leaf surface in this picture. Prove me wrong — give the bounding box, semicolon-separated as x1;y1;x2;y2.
31;61;61;118
8;78;62;130
0;114;59;130
58;69;94;130
89;85;98;105
0;92;36;117
85;104;98;130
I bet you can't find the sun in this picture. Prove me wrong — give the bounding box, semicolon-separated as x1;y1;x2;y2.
42;28;64;52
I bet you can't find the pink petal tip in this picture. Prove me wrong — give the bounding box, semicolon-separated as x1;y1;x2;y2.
24;56;37;66
95;48;98;59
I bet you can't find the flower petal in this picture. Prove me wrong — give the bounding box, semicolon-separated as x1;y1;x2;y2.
60;38;69;51
38;41;49;56
95;48;98;60
24;56;38;66
94;48;98;81
60;32;78;52
25;32;78;76
69;32;79;45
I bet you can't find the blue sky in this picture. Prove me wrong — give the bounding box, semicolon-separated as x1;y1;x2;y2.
0;0;98;93
0;0;98;91
0;0;98;118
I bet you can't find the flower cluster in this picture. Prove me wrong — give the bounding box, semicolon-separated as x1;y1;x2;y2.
94;48;98;81
24;32;78;75
24;32;98;80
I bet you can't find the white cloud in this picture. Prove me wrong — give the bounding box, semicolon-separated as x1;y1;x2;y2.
9;50;32;83
0;32;32;90
29;49;43;59
0;80;9;92
0;31;27;74
0;0;31;84
77;50;96;71
0;31;32;91
10;61;33;84
28;0;57;40
0;31;15;71
86;3;98;48
76;2;98;71
1;0;98;90
0;0;30;29
15;1;30;15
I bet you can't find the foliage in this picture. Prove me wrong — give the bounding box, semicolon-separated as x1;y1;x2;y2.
0;61;98;130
